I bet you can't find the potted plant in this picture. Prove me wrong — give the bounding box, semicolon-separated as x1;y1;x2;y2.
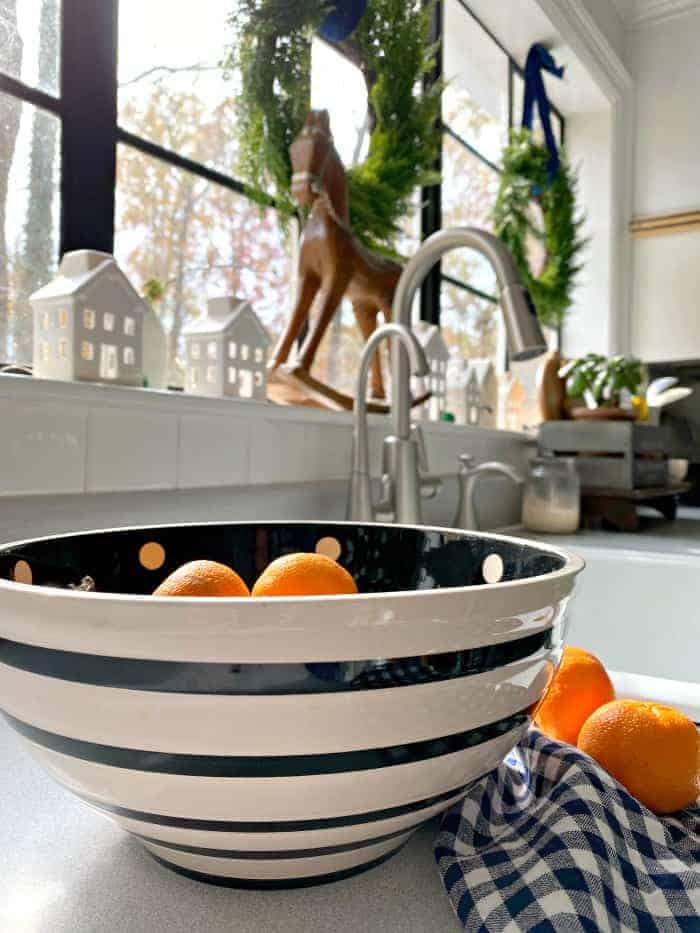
558;353;643;420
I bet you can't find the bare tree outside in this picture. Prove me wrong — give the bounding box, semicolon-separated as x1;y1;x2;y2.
115;90;291;385
14;0;60;363
0;0;23;360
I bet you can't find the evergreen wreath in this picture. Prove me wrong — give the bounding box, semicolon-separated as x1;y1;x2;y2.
492;129;586;328
225;0;441;252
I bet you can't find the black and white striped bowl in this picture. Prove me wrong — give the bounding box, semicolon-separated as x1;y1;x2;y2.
0;521;583;888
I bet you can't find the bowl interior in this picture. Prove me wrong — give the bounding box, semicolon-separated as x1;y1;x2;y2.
0;522;566;596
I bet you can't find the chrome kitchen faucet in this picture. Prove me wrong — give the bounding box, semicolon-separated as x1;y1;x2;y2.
348;227;546;525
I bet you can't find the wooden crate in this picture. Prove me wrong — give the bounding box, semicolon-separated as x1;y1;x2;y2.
538;421;668;490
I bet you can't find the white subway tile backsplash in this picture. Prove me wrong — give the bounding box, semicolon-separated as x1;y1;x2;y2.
86;409;178;492
0;375;533;507
0;400;87;495
178;415;250;488
249;420;307;483
301;424;352;481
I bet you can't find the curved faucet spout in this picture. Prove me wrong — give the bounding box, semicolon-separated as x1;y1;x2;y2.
391;226;547;441
347;323;428;522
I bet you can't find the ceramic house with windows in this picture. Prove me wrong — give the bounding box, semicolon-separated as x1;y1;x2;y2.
30;249;167;388
464;358;497;427
183;296;270;401
412;322;450;421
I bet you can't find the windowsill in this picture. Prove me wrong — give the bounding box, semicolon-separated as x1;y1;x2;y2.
0;373;534;497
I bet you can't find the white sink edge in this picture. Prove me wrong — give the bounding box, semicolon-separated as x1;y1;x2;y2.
609;670;700;723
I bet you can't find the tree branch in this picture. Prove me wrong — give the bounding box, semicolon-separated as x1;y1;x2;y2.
119;63;220;88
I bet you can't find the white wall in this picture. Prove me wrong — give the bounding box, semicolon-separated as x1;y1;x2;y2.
562;108;614;356
628;9;700;361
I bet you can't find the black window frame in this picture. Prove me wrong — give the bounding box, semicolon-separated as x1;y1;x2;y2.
0;0;564;345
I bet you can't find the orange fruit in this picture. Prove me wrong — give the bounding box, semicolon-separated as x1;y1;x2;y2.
578;700;699;814
153;560;249;597
252;552;357;597
534;645;615;746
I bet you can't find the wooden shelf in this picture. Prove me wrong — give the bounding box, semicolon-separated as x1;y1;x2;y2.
630;210;700;239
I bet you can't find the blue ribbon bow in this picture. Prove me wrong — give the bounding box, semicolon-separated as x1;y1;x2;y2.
521;43;565;182
319;0;368;42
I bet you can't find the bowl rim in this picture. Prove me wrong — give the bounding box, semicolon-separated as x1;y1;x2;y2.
0;519;585;606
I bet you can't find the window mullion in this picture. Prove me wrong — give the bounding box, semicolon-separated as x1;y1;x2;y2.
60;0;118;255
420;0;443;326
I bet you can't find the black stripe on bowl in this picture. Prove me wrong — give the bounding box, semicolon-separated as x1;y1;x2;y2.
4;709;529;777
134;821;420;860
77;783;469;832
0;629;552;694
147;844;406;889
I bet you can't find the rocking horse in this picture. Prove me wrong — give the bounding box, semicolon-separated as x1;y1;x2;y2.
268;110;425;411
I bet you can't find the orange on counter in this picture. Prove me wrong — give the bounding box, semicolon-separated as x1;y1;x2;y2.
153;560;250;597
252;552;357;597
578;699;699;814
534;645;615;746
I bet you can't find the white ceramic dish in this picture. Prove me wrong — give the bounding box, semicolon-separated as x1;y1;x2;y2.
0;521;583;888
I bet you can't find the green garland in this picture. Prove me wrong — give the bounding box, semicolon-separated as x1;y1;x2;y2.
492;129;586;328
224;0;441;251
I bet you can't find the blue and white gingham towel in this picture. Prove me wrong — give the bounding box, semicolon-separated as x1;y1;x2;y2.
435;728;700;932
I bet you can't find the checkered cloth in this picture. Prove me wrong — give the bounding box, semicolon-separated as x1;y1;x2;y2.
435;728;700;932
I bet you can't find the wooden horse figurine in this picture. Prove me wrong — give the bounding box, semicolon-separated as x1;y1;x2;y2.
269;110;402;407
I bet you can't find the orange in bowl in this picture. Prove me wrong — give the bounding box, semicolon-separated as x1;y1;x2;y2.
578;699;699;814
534;645;615;746
252;552;357;597
153;560;249;597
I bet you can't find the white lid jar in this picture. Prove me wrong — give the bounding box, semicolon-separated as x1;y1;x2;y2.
522;453;581;534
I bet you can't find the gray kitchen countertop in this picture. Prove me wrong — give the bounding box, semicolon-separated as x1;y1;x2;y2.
0;717;460;932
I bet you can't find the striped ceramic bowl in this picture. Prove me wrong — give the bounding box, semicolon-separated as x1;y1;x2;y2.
0;521;583;888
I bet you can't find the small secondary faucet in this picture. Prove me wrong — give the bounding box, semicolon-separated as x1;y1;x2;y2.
454;454;524;530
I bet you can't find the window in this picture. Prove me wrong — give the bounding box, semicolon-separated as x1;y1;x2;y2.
206;364;217;384
123;345;135;365
207;341;217;360
190;367;199;387
103;311;115;332
190;342;200;360
41;311;50;330
114;1;293;384
433;1;565;427
0;0;564;407
227;366;236;383
240;344;249;361
311;39;369;167
57;308;68;328
81;340;93;361
57;337;67;357
114;147;292;383
254;370;263;387
0;94;61;364
0;2;60;95
40;340;49;361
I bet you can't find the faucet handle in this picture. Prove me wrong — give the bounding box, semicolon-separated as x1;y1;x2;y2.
458;453;476;472
411;423;430;473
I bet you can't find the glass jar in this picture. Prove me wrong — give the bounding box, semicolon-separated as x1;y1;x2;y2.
522;453;580;534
